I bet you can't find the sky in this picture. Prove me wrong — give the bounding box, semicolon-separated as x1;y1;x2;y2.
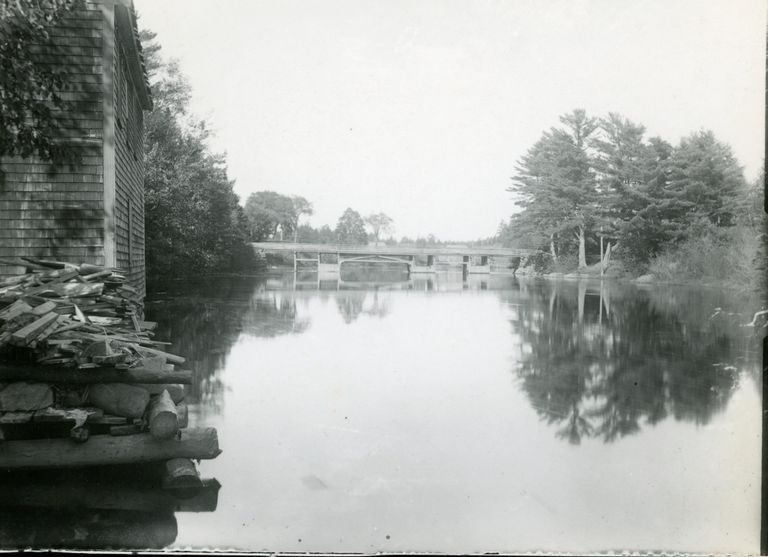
135;0;766;241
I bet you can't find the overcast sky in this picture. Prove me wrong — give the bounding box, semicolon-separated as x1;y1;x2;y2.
135;0;765;241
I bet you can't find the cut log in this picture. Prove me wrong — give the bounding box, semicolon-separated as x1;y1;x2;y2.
176;402;188;428
136;345;185;365
77;263;105;275
0;364;192;384
138;383;185;404
147;390;178;439
70;425;89;443
10;312;58;346
0;427;220;469
89;383;150;419
162;457;202;490
0;382;53;412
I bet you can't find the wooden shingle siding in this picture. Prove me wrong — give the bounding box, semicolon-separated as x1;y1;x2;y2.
0;2;104;277
0;0;149;293
112;15;146;297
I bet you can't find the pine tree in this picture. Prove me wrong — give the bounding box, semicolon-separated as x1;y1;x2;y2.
508;109;598;267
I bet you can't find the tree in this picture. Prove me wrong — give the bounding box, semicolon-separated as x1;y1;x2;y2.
508;109;598;267
290;196;313;241
364;212;394;243
335;208;367;244
243;191;295;241
591;114;674;268
141;29;254;277
0;0;83;163
665;130;748;233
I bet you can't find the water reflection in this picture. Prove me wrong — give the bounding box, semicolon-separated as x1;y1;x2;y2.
147;273;761;444
145;272;760;552
506;279;761;444
0;465;220;550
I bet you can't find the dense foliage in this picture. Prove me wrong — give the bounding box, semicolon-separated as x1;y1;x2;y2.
0;0;82;163
502;109;762;282
244;192;312;242
141;30;255;278
334;208;368;244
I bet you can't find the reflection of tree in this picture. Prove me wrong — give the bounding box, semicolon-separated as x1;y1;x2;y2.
509;280;758;444
336;291;366;323
335;289;391;323
146;277;309;419
241;295;310;337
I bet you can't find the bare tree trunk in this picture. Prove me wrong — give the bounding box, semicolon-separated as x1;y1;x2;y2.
550;234;557;262
602;242;618;268
577;226;587;268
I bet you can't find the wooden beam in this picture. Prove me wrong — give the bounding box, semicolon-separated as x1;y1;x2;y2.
9;313;58;346
0;427;220;469
0;476;219;513
0;364;192;384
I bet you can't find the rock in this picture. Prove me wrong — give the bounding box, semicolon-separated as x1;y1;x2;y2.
635;274;656;283
0;382;53;412
88;383;150;419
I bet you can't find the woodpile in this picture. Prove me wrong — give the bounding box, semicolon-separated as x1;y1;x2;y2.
0;258;221;473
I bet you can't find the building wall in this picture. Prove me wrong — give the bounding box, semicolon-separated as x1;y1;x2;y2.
113;12;146;296
0;0;148;295
0;2;105;277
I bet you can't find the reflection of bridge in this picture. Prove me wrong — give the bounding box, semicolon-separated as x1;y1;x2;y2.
252;242;544;275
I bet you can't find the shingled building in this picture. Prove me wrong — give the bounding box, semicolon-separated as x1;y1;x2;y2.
0;0;152;296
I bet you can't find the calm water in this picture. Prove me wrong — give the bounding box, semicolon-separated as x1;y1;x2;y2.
144;271;762;554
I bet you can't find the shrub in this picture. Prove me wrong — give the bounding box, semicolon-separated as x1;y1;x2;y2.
647;224;762;290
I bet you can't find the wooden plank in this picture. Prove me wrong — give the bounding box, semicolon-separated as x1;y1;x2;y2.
87;414;127;425
0;427;221;469
29;301;57;316
10;312;59;346
0;301;32;322
0;412;34;424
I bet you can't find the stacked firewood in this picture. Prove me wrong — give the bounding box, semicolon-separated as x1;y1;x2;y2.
0;258;219;471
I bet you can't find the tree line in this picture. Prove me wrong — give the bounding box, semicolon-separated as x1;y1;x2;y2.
243;192;402;245
501;109;764;277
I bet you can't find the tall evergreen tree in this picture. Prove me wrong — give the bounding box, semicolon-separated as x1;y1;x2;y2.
509;109;598;267
665;130;747;234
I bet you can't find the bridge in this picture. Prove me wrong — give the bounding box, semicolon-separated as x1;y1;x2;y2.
251;242;544;275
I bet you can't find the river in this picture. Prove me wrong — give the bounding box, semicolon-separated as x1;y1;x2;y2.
145;270;762;554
